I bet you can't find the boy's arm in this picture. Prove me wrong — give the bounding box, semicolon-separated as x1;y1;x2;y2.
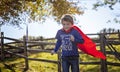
51;39;61;55
51;30;62;55
73;30;84;44
54;39;61;52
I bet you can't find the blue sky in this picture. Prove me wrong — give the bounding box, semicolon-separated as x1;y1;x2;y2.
1;1;120;41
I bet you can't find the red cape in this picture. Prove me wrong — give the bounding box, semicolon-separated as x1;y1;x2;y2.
73;26;106;60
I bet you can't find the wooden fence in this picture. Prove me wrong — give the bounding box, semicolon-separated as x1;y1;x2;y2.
0;32;120;72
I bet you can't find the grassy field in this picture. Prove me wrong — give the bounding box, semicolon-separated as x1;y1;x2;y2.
0;45;120;72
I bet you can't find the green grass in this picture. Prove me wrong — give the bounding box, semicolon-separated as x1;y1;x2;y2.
0;48;120;72
0;53;58;72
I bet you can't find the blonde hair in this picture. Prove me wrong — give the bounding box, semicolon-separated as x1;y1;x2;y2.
61;14;74;24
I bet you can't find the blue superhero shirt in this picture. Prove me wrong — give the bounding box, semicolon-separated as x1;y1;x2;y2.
54;28;84;57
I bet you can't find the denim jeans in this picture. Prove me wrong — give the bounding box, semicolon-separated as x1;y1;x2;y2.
62;56;79;72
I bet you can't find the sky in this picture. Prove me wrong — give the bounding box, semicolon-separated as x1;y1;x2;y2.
1;1;120;42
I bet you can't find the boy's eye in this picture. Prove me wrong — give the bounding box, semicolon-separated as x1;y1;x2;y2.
63;24;69;25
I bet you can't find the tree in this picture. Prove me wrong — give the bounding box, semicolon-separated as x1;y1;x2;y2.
0;0;23;25
50;0;83;22
93;0;120;24
0;0;83;26
93;0;119;10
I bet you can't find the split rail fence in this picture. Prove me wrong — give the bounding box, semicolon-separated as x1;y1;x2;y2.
0;32;120;72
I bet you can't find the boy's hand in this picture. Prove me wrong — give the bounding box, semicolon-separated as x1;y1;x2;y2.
51;50;55;55
70;35;75;42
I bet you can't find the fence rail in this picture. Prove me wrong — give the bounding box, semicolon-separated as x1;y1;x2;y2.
0;32;120;72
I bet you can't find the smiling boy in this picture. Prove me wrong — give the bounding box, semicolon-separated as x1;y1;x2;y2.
51;14;84;72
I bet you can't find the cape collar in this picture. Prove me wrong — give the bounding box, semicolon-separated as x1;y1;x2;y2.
62;26;73;33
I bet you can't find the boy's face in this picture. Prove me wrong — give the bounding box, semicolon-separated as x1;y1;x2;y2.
62;20;73;30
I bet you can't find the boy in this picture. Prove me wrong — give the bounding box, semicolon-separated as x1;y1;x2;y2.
51;14;84;72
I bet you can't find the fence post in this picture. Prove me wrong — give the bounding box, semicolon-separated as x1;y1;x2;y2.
57;50;62;72
40;36;44;49
118;30;120;40
0;32;4;61
100;33;108;72
23;36;29;71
